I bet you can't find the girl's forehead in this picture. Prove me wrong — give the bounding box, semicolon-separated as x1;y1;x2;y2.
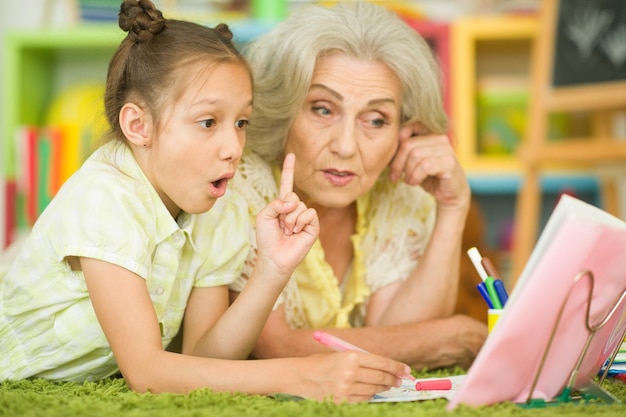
172;59;251;97
154;60;251;126
176;58;227;83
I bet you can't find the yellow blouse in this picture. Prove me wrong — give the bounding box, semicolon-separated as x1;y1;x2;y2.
229;150;436;329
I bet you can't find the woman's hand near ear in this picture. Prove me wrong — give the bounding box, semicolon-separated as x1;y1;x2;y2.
390;123;470;216
370;123;470;325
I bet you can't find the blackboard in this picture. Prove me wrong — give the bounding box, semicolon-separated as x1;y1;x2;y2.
553;0;626;87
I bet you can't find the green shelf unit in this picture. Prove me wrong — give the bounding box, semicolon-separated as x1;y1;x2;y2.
2;24;124;178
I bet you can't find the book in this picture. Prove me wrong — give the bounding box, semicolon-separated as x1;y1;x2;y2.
369;375;465;403
1;181;14;249
605;338;626;374
36;128;54;216
448;194;626;409
14;126;38;226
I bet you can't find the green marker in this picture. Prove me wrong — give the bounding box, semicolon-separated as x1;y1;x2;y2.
485;276;503;309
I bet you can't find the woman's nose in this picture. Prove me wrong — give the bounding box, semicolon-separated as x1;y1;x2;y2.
330;120;357;158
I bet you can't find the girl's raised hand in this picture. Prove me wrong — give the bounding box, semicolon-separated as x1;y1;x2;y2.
254;153;319;277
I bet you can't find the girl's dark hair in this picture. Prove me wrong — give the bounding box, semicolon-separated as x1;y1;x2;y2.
104;0;249;143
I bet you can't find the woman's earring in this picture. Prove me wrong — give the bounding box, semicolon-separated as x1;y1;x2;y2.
143;142;147;147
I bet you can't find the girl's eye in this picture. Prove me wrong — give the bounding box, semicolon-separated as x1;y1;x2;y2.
198;119;216;128
312;105;331;116
235;119;249;129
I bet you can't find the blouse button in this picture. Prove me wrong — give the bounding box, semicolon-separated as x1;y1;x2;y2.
173;233;185;247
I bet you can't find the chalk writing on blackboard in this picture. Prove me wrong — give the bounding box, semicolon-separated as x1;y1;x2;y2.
553;0;626;87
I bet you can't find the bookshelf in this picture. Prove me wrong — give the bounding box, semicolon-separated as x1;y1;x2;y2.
2;25;123;179
1;25;123;246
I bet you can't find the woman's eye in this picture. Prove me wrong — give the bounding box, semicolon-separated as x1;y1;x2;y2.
370;118;387;128
364;112;389;128
312;106;331;116
235;119;249;129
198;119;216;128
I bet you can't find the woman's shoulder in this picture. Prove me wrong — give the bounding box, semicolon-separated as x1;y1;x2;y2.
368;174;435;219
360;175;437;291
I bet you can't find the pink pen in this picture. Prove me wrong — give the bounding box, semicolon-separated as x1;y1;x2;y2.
313;330;367;352
414;379;452;391
312;330;416;381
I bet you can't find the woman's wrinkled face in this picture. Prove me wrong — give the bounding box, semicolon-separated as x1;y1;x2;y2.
285;52;403;210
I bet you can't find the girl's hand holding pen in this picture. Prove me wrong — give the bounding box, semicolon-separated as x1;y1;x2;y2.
292;351;412;403
313;331;416;382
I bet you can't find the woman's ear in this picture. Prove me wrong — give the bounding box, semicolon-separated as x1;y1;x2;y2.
399;124;415;141
399;122;428;141
119;103;151;147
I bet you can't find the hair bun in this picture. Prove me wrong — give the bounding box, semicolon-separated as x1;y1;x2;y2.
118;0;165;43
214;23;233;42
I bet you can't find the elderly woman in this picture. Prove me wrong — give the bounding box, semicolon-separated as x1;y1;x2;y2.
229;1;487;370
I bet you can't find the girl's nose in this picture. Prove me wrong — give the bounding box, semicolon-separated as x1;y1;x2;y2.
220;126;244;161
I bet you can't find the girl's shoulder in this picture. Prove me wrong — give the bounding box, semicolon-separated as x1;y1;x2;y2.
36;143;167;249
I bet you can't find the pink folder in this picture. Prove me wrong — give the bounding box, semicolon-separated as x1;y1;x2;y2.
448;194;626;409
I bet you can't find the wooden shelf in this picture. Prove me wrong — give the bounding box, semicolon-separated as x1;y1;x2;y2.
521;140;626;163
544;83;626;112
452;14;538;174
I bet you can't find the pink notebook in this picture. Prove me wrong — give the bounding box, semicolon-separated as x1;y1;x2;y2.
448;194;626;409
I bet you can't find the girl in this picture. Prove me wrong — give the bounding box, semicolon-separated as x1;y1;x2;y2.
0;0;410;403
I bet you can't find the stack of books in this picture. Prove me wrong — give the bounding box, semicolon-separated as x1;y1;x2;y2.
607;338;626;375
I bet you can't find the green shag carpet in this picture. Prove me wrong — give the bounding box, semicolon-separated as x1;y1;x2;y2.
1;372;626;417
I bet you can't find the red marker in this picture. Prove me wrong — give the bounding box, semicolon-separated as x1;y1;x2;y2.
415;379;452;391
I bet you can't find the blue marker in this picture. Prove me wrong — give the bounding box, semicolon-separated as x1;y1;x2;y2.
476;282;494;309
493;279;509;307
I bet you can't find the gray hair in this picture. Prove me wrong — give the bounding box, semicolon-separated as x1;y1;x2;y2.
243;1;447;166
